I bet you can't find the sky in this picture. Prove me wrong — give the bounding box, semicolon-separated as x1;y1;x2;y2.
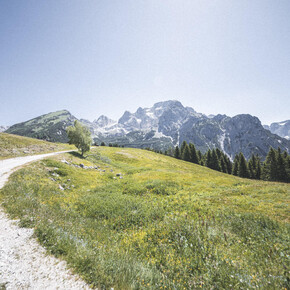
0;0;289;126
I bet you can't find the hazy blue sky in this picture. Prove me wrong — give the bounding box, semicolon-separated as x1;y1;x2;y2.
0;0;289;126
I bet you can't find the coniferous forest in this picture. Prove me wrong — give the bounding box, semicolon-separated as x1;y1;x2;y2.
148;141;290;183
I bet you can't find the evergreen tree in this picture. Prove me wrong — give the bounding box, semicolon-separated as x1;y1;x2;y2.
248;154;257;179
248;161;255;179
211;149;221;171
224;155;232;174
255;155;261;180
276;147;287;182
206;149;212;168
220;156;227;173
197;150;203;165
180;141;187;157
189;143;199;164
262;147;278;181
181;143;191;161
216;148;222;160
232;154;239;176
174;145;181;159
286;155;290;182
238;153;249;178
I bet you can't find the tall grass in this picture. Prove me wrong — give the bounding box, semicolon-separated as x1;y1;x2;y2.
0;147;289;288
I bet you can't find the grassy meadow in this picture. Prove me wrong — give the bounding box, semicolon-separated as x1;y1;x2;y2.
0;133;72;160
0;146;289;289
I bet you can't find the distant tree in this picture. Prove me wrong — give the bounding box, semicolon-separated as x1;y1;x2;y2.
220;156;227;173
286;155;290;182
189;143;199;164
101;141;105;146
206;150;212;168
276;147;287;182
256;158;261;180
237;153;249;178
232;154;239;176
197;150;203;165
262;147;277;181
180;141;187;157
224;155;232;174
174;145;181;159
66;120;92;156
215;148;222;160
211;149;221;171
248;154;257;179
181;143;191;161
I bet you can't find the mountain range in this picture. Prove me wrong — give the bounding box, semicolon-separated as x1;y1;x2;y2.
4;100;290;159
263;120;290;140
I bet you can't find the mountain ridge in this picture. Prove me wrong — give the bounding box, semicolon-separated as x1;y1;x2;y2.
5;101;290;159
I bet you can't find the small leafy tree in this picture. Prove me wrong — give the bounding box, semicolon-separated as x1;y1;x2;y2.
66;120;92;156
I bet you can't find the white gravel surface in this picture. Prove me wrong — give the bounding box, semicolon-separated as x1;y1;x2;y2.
0;151;91;289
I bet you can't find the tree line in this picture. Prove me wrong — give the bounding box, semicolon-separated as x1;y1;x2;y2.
148;141;290;183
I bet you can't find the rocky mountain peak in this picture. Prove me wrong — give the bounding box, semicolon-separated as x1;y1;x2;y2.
94;115;116;127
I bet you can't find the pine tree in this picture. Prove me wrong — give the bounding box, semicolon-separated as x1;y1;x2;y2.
232;154;239;176
276;147;287;182
238;153;249;178
181;143;191;161
263;147;278;181
211;149;221;171
224;155;232;174
189;143;199;164
174;145;180;159
248;154;257;179
180;141;187;157
220;156;227;173
206;150;212;168
255;155;261;180
197;150;203;165
248;161;255;179
215;148;222;160
286;155;290;182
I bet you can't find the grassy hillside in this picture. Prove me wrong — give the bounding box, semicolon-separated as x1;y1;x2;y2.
0;147;289;289
0;133;72;160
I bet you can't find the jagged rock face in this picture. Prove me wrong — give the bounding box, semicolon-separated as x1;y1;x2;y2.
264;120;290;140
6;110;77;142
118;100;197;133
94;115;116;127
220;115;288;160
179;114;290;159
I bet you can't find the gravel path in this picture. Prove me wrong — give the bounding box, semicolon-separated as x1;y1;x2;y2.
0;151;91;289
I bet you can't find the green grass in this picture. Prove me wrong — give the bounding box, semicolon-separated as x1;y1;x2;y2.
0;133;72;160
0;147;289;289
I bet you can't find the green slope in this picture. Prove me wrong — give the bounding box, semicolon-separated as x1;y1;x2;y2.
0;147;289;289
0;133;73;160
5;110;77;142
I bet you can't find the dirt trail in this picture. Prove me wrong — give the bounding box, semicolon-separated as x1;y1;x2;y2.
0;151;90;289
